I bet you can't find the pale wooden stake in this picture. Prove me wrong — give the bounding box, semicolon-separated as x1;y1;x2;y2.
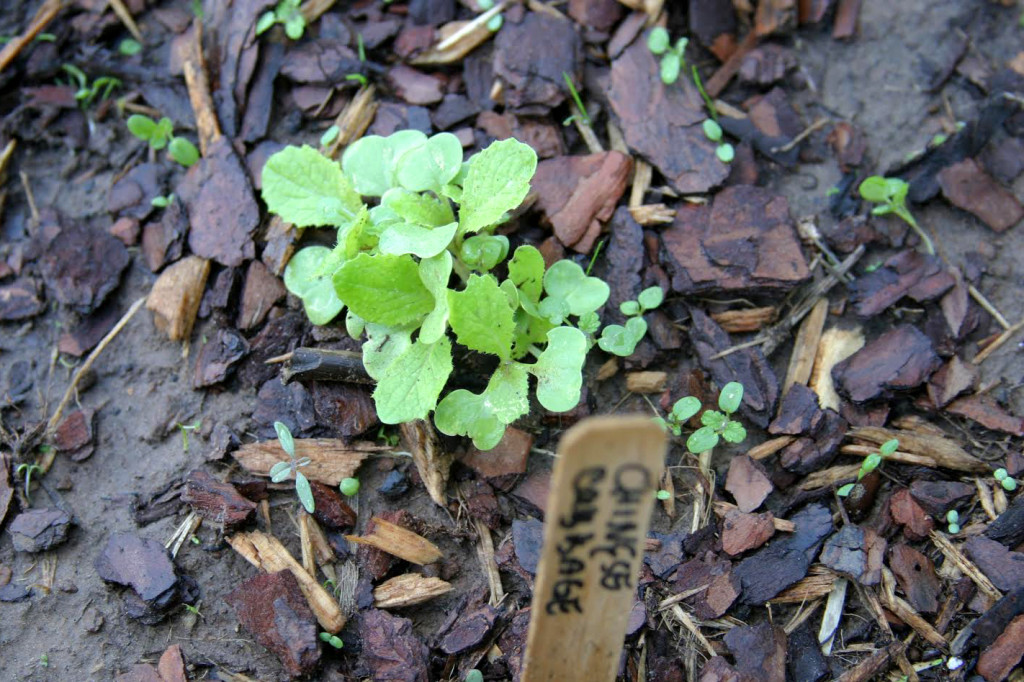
522;416;665;682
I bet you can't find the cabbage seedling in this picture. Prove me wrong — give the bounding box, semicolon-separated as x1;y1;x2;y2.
597;286;664;356
127;115;200;167
257;0;306;40
655;382;748;454
269;421;315;513
858;176;934;255
994;467;1018;492
646;27;688;85
837;438;898;497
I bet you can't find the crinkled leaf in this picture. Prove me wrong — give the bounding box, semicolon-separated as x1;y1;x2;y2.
418;252;452;344
342;131;428;197
543;260;610;317
362;323;412;381
577;311;599;335
701;410;727;430
637;286;664;311
671;397;702;422
434;363;529;449
262;145;363;227
687;426;719;454
295;472;315;512
448;274;515;360
509;245;545;303
284;246;345;325
334;253;434;326
373;336;453;423
718;381;744;414
530;326;587;412
721;420;747;444
395;132;463;192
274;421;295;457
459;138;537;234
381;188;454;227
379;221;458;258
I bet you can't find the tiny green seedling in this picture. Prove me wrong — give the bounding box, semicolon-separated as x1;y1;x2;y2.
345;73;368;86
151;193;175;208
177;419;201;453
597;286;664;356
562;72;592;127
646;27;688;85
183;602;204;618
837;438;898;497
994;468;1018;492
465;671;484;682
320;125;340;148
118;39;142;56
858;176;934;255
39;654;49;668
339;477;360;497
61;64;121;108
945;509;960;534
15;462;43;503
319;631;344;648
257;0;306;40
655;382;748;454
127;114;200;167
376;426;399;447
701;118;734;164
656;489;672;501
269;421;315;513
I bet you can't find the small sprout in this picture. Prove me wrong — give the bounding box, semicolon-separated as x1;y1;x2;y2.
190;535;201;545
15;463;43;503
272;422;315;513
183;602;203;617
275;420;296;457
356;33;366;62
858;176;934;255
879;438;899;456
486;14;504;31
647;27;670;55
466;670;484;682
319;631;344;648
715;143;735;164
718;381;743;413
637;286;664;311
62;64;121;107
836;483;856;497
562;72;591;128
995;467;1008;481
656;489;672;501
598;286;664;356
647;29;688;85
340;477;360;497
994;467;1018;491
257;0;306;40
39;654;49;668
119;39;142;56
946;509;960;534
345;73;368;86
178;419;201;453
702;119;723;142
151;194;174;208
168;137;200;167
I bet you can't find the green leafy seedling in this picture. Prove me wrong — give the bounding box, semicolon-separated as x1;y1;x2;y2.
119;39;142;56
127;115;200;167
168;136;200;167
685;382;747;454
598;286;664;356
151;193;175;208
837;438;898;497
647;27;688;85
178;419;201;453
994;467;1018;492
656;489;672;501
257;0;306;40
319;631;344;648
339;477;360;497
15;462;43;503
61;64;121;108
269;421;315;513
858;176;934;255
466;670;484;682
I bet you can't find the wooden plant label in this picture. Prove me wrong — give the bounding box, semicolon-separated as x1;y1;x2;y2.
522;416;666;682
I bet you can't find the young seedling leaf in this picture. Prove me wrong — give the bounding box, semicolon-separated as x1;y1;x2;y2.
701;410;727;430
459;138;537;234
127;114;157;140
269;461;291;482
448;274;516;360
687;425;719;453
715;143;735;163
671;396;702;422
345;310;365;339
597;323;638;356
275;421;296;457
373;336;453;423
647;27;670;55
295;472;315;512
381;188;454;227
460;234;509;271
262;145;363;227
342;130;428;197
625;315;647;343
660;51;681;84
418;252;452;344
702;119;723;142
334;253;434;326
394;132;463;192
542;260;610;317
718;382;744;413
508;245;545;303
859;453;882;478
637;286;664;311
721;420;747;444
530;326;587;412
837;483;855;497
620;300;641;316
858;176;891;204
362;323;412;380
880;439;899;456
435;363;529;450
378;221;458;258
577;311;599;335
168;137;200;167
284;246;345;325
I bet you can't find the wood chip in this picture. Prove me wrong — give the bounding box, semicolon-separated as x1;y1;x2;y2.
809;326;864;410
233;438;381;485
711;306;778;333
769;565;839;603
373;573;453;609
627;204;676;225
400;419;451;508
408;3;506;66
848;426;988;473
475;519;505;607
181;25;221;154
146;256;210;341
346;517;443;565
227;530;345;632
626;371;667;393
783;298;828;394
878;567;946;648
928;530;1003;603
748;435;796;460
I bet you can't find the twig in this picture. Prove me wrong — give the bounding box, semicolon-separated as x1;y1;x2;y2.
435;1;507;52
0;0;62;75
181;21;221;155
972;317;1024;365
968;284;1011;330
107;0;144;43
771;118;829;153
46;296;147;436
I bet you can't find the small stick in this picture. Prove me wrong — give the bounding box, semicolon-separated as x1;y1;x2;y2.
20;172;39;225
280;347;372;385
181;22;221;155
771;118;829;153
0;0;62;75
782;297;828;394
705;31;758;98
107;0;144;43
968;284;1011;330
929;530;1002;602
0;139;17;182
46;296;146;436
325;85;378;159
629;160;652;208
474;518;504;607
436;2;507;52
972;317;1024;365
748;435;795;460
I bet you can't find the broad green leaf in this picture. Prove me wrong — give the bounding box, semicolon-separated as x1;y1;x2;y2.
434;363;529;450
718;381;744;414
168;137;199;167
262;145;363;227
638;286;665;311
459;138;537;234
381;188;454;227
342;130;428;197
512;309;554;359
538;296;571;325
460;234;509;272
543;260;610;317
597;323;638;356
687;426;719;454
419;252;452;344
701;410;727;430
295;472;315;512
530;326;587;412
269;461;291;482
858;176;891;204
647;27;670;55
625;316;647;343
509;245;545;303
671;397;702;422
721;420;747;444
127;114;156;140
837;483;855;497
448;274;515;360
284;246;345;325
362;323;412;380
379;221;458;258
334;253;434;326
373;336;453;423
395;132;463;192
880;439;899;456
274;421;295;456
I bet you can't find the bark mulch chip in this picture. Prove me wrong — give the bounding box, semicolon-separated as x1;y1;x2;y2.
181;470;256;531
0;278;44;321
438;603;499;655
8;508;73;553
192;327;249;388
964;536;1024;593
40;220;130;314
723;620;787;682
848;249;955;318
938;157;1024;232
57;301;121;357
888;543;941;613
358;608;431;682
819;524;885;585
95;532;197;625
492;11;581;110
833;324;942;402
725;455;773;513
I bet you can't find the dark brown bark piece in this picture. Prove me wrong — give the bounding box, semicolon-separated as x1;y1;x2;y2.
568;0;622;31
0;278;44;320
734;504;832;604
977;614;1024;682
888;543;941;613
141;196;188;272
224;570;320;678
819;524;885;585
699;656;747;682
946;395;1024;436
512;517;543;574
532;152;633;252
595;207;643;326
461;426;533;478
833;325;941;403
239;313;306;388
309;480;356;529
492;12;580;110
889;488;935;540
476;111;566;159
673;553;740;619
388;64;444;105
938;158;1024;233
107;163;163;220
986;494;1024;549
280;39;361;84
723;621;787;682
689;0;738;53
849;250;955;318
609;40;727;193
192;327;249;388
0;464;11;529
40;221;130;314
827;121;866;171
769;383;820;435
787;623;828;682
359;609;430;682
58;301;120;357
181;470;256;531
908;479;974;517
755;0;797;37
725;455;773;513
311;382;379;439
964;536;1024;593
252;377;316;439
927;356;977;408
721;510;775;556
95;532;192;623
8;508;73;553
439;604;498;654
739;45;796;86
157;644;187;682
180;136;260;268
663;186;810;295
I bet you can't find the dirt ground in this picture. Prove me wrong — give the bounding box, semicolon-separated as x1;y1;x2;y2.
1;0;1023;680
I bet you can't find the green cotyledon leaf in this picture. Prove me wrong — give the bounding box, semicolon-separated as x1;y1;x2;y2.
529;326;587;412
333;253;434;326
434;363;529;450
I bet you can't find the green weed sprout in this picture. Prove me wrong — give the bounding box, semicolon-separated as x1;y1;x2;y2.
837;438;898;497
269;421;315;513
151;193;175;208
15;462;43;503
655;382;747;453
118;39;142;56
61;64;121;108
466;671;484;682
858;176;934;255
261;131;658;450
646;27;688;85
945;509;960;534
319;631;344;648
597;286;664;356
127;115;200;167
339;477;360;497
177;419;201;452
994;468;1018;492
656;489;672;501
562;72;592;127
257;0;305;40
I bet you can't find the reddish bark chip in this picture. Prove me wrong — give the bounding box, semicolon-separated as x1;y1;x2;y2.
387;64;444;105
927;356;978;408
964;536;1024;593
568;0;622;31
725;455;773;513
909;479;974;517
192;328;249;388
157;644;188;682
53;408;95;458
946;395;1024;436
888;543;941;613
359;609;430;682
492;12;581;109
848;250;954;318
673;553;740;619
58;303;121;357
0;278;45;321
439;604;498;654
938;158;1024;233
721;510;776;556
181;470;256;531
833;325;941;402
237;260;286;330
723;621;787;682
889;488;935;540
977;614;1024;682
819;525;885;585
311;382;379;439
40;221;130;314
461;426;533;478
476;111;565;159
